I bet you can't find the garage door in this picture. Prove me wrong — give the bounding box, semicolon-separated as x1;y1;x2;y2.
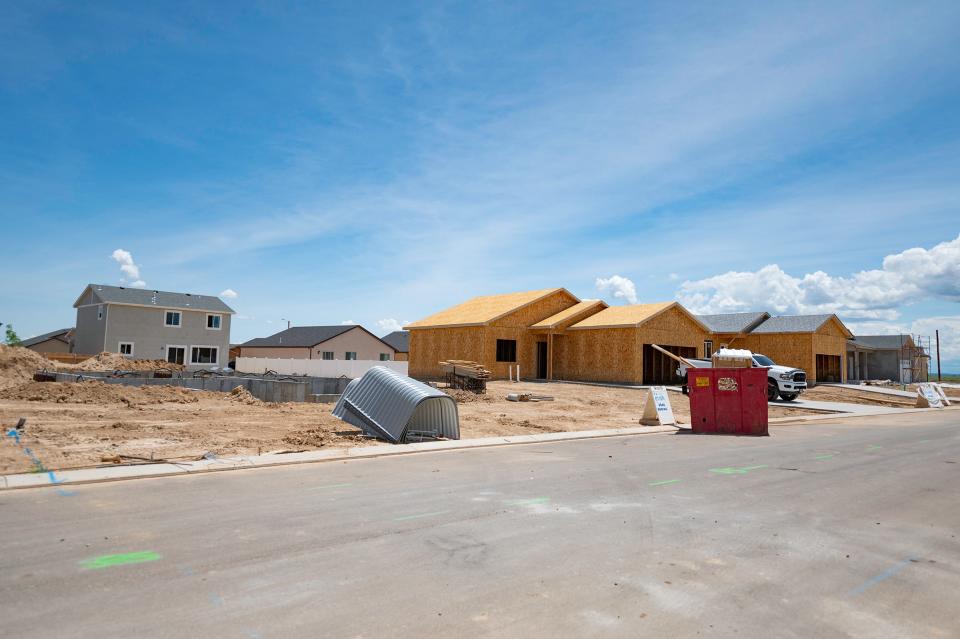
816;354;842;383
643;344;696;385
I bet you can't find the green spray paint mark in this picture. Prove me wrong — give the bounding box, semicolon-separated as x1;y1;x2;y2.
709;465;768;475
919;440;930;443
310;482;353;490
815;454;835;461
394;510;450;522
867;445;883;451
649;479;682;486
504;497;550;506
80;551;161;570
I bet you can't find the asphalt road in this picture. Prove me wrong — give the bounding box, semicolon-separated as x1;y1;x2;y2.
2;411;959;638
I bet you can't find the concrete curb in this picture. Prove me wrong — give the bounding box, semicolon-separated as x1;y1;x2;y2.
1;425;679;490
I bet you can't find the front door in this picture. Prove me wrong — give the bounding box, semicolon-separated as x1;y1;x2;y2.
536;342;548;379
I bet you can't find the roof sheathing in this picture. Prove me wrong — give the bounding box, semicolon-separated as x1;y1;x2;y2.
569;302;711;332
406;288;573;329
529;300;607;329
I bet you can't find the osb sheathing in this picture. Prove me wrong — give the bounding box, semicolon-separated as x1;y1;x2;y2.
556;305;710;384
408;290;579;380
739;319;848;383
393;352;408;361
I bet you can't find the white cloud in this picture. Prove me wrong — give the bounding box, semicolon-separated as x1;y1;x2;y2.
595;275;638;305
668;273;680;281
219;288;238;299
111;249;145;287
377;318;408;334
235;314;255;321
678;234;960;319
846;316;960;366
340;319;357;325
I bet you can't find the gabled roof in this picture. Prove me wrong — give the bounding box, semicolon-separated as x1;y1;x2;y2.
568;302;710;331
406;288;573;329
240;325;398;352
696;312;770;334
530;300;608;329
380;330;409;352
751;314;853;337
74;284;235;314
21;328;72;348
849;334;916;350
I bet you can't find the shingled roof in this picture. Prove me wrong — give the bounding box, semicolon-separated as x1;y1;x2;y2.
696;312;770;334
75;284;235;314
380;330;409;353
849;334;916;350
241;325;358;348
751;314;851;336
20;328;72;348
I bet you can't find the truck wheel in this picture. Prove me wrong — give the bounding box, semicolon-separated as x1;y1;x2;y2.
780;393;798;401
767;381;779;401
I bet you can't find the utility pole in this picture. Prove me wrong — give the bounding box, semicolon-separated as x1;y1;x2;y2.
936;330;941;382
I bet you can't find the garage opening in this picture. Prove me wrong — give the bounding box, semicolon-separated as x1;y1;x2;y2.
643;344;696;385
816;354;842;383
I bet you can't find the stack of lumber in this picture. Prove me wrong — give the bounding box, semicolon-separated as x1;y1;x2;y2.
440;360;490;393
439;360;491;379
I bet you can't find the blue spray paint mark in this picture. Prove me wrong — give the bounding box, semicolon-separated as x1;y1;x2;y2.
849;557;917;596
4;425;74;494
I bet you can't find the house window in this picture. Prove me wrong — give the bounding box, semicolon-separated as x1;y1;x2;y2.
118;342;134;357
165;311;182;327
190;346;218;365
206;314;222;330
345;352;357;360
704;340;714;358
379;353;391;361
496;339;517;362
322;352;334;360
166;346;185;365
97;305;104;320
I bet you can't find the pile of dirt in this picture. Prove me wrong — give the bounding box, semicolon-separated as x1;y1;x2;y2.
442;388;495;403
73;352;184;372
229;386;264;406
0;381;207;405
0;344;57;391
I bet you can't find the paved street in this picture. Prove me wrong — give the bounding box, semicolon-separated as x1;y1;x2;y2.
2;411;959;638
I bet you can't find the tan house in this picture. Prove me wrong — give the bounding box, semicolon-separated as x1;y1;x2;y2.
380;331;409;361
737;314;852;383
407;288;581;380
21;328;74;355
238;325;398;361
558;302;712;384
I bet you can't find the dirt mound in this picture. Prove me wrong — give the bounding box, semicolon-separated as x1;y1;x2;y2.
0;381;206;405
229;386;263;405
0;344;57;391
73;352;184;372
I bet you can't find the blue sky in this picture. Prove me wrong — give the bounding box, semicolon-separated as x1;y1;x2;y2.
2;1;959;370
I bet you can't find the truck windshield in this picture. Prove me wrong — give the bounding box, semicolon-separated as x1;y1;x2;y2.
753;354;775;366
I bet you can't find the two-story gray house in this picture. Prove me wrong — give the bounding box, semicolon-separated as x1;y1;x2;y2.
73;284;235;369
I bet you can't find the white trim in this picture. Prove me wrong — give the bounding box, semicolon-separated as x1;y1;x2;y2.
189;344;220;365
205;313;223;330
164;310;183;327
97;304;104;320
118;341;134;357
165;345;187;366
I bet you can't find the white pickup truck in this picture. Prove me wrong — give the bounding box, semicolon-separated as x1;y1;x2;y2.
678;353;807;401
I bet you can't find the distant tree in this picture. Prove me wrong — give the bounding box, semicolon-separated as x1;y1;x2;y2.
4;324;22;346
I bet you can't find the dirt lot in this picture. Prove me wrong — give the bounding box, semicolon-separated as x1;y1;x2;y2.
0;373;821;473
802;385;918;408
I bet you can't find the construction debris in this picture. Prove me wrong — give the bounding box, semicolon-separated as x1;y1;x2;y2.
440;360;490;394
506;393;555;402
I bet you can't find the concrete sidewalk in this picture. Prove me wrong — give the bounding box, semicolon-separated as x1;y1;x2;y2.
772;397;909;415
824;383;917;398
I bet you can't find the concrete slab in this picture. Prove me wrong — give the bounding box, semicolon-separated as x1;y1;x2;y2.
825;383;917;398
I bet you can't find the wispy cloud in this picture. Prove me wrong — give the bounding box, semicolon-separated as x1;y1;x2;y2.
219;288;238;299
110;249;145;287
376;318;408;334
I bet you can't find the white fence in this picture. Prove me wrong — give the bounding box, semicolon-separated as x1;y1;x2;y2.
236;356;408;379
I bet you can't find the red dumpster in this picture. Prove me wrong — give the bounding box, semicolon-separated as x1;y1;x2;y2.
687;367;768;435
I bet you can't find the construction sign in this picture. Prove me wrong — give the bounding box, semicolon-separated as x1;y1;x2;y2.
640;386;676;426
916;383;944;409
